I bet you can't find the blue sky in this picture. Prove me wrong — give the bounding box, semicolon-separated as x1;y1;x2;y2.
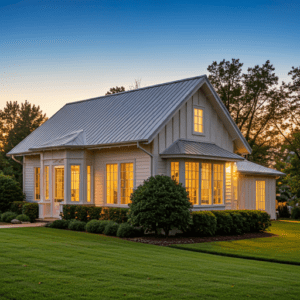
1;0;299;117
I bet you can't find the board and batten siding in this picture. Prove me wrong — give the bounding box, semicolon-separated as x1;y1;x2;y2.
238;174;276;219
153;87;234;175
23;155;40;202
93;146;151;206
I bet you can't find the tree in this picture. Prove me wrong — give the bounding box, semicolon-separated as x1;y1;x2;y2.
129;79;141;90
105;86;125;95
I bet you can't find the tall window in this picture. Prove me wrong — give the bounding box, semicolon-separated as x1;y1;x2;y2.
185;162;199;205
44;166;49;200
34;167;40;201
120;163;134;204
201;163;211;205
171;162;179;184
225;163;232;204
256;181;265;210
107;164;118;204
71;165;80;202
232;163;238;202
213;164;223;204
55;167;64;202
194;108;203;133
87;166;91;203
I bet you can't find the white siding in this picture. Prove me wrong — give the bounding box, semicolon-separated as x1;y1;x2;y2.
23;155;40;202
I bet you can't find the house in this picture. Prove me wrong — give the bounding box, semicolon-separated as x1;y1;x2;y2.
7;75;284;220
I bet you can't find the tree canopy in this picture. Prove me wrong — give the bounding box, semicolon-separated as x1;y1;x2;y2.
105;86;125;95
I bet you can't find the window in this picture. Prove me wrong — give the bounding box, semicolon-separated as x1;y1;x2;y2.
232;163;238;202
34;167;40;201
256;181;265;210
213;164;223;204
171;162;179;184
71;165;80;202
201;163;211;205
185;162;199;205
55;167;64;202
225;163;231;204
120;163;134;204
194;108;203;133
44;166;49;200
87;166;91;202
106;164;118;204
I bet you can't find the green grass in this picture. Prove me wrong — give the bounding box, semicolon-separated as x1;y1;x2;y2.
171;221;300;264
0;228;300;299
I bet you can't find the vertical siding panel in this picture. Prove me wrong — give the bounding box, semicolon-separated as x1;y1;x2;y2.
166;120;173;148
180;105;186;139
186;97;193;140
159;128;166;153
173;111;180;142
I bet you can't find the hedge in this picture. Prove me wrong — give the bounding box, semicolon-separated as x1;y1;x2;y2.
191;211;217;236
101;207;128;223
22;203;39;222
11;201;27;215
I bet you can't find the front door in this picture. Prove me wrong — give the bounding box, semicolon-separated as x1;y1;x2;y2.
53;166;64;218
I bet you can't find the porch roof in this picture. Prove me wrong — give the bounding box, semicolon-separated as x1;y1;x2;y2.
160;139;244;162
236;160;285;176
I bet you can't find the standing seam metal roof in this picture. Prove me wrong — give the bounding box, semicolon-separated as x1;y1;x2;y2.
236;160;285;176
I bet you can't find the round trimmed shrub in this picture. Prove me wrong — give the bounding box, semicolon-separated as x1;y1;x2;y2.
98;220;110;233
291;206;300;220
103;221;119;236
50;219;70;229
1;211;18;223
191;211;217;236
117;223;136;238
22;203;39;222
86;220;103;233
128;175;192;236
0;174;24;213
212;211;233;235
68;220;86;231
16;214;30;222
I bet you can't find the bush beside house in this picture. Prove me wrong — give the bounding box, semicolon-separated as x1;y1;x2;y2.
22;203;39;222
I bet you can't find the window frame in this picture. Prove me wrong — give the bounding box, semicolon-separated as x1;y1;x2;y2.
192;105;205;136
44;165;50;201
34;167;40;201
54;165;64;202
256;180;266;211
70;165;80;202
87;165;92;203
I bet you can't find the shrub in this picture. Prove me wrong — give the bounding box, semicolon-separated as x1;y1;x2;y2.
101;207;129;223
11;201;27;215
98;220;110;233
191;211;217;236
103;221;119;236
0;174;24;213
16;214;30;222
74;206;90;222
50;219;70;229
277;205;290;218
229;212;245;235
128;175;192;236
68;220;86;231
291;206;300;220
87;207;102;221
22;203;39;222
86;220;103;233
62;205;76;220
212;211;233;235
117;223;137;238
1;211;17;223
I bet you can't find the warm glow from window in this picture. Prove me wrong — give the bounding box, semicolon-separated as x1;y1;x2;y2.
256;181;265;210
171;162;179;184
55;167;64;202
185;162;199;205
44;166;49;200
107;164;118;204
225;163;231;204
34;167;40;201
121;163;134;204
87;166;91;203
201;163;211;205
71;165;80;202
213;164;223;204
232;163;238;202
194;108;203;133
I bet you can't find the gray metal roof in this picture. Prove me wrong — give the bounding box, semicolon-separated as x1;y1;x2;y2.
160;139;244;161
236;160;285;176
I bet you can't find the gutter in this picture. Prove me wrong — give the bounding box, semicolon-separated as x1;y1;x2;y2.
137;141;153;176
11;155;23;165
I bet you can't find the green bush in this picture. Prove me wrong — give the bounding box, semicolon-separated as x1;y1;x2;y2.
0;174;24;213
98;220;110;233
101;207;129;223
116;223;137;238
86;220;103;233
50;219;70;229
62;205;76;220
277;205;290;218
103;221;119;236
191;211;217;236
74;206;90;222
1;211;17;223
16;214;30;222
87;207;102;221
128;175;192;236
22;203;39;222
212;211;233;235
291;206;300;220
11;201;27;215
229;212;245;235
68;220;86;231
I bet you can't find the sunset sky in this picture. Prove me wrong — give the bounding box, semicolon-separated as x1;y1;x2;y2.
1;0;300;117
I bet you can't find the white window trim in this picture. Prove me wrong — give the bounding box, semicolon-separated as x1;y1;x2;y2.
34;167;41;201
192;105;205;136
44;165;50;201
70;164;81;202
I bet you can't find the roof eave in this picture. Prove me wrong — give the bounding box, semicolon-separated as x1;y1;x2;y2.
160;154;244;162
238;171;285;176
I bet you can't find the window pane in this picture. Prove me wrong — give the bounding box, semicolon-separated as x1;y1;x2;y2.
213;164;223;204
121;163;134;204
35;167;40;201
71;165;80;202
225;163;231;204
44;166;49;200
201;163;211;205
87;166;91;202
107;164;118;204
256;181;265;210
171;162;179;184
55;167;64;201
185;162;199;205
194;108;203;133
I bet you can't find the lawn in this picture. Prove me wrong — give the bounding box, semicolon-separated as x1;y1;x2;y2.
0;227;300;299
171;221;300;264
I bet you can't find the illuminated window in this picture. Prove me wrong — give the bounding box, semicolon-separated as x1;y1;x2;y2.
194;108;203;133
225;163;231;204
256;181;265;210
34;167;40;201
185;162;199;205
44;166;49;200
213;164;223;204
171;162;179;184
232;163;238;202
106;164;118;204
120;163;134;204
71;165;80;202
201;163;211;205
55;167;64;202
87;166;91;203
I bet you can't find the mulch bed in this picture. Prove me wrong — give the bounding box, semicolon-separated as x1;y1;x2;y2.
125;232;276;246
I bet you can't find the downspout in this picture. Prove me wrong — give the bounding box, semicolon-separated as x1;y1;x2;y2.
11;155;23;165
137;141;153;176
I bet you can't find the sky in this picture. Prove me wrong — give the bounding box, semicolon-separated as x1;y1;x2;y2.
1;0;300;117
